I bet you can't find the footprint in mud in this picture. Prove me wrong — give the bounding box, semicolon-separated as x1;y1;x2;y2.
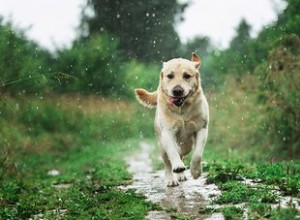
121;142;224;220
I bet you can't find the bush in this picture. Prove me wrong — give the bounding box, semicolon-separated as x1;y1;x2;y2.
0;18;52;95
255;34;300;156
53;34;127;96
123;60;160;98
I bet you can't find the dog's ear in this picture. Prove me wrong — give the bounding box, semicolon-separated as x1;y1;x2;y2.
191;52;201;69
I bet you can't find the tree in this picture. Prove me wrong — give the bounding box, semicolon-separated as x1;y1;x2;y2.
230;19;251;52
54;34;127;96
0;18;52;95
277;0;300;36
80;0;188;62
182;36;211;59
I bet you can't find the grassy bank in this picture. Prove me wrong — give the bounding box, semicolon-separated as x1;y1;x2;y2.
1;89;299;219
0;95;157;219
202;80;300;219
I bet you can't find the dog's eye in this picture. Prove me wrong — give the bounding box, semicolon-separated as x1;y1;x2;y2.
167;74;174;79
183;72;191;79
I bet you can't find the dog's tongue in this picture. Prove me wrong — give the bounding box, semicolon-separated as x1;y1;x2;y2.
168;97;181;105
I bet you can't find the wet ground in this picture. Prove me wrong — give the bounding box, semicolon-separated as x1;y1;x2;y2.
120;142;224;220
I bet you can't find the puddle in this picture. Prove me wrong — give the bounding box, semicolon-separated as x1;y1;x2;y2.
242;178;300;210
120;142;224;220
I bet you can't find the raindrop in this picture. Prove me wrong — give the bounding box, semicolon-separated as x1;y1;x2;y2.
146;12;149;17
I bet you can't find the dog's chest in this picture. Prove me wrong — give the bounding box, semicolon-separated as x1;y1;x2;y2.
175;120;197;137
173;120;197;155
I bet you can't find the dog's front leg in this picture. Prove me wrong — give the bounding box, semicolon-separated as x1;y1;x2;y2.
160;130;186;173
190;128;208;179
160;130;186;187
161;151;179;187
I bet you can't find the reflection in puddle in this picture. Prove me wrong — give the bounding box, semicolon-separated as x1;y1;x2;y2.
121;142;224;220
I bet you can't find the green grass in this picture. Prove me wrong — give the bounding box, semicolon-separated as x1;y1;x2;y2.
0;139;159;219
221;206;244;220
1;93;299;219
203;160;300;219
0;96;157;219
249;203;300;220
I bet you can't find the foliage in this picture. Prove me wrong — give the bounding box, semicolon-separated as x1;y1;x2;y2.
0;18;52;95
181;36;212;59
0;96;156;219
124;59;160;94
204;160;300;219
230;19;251;52
53;34;127;96
0;140;156;219
202;21;267;84
221;206;244;220
80;0;188;62
255;34;300;156
0;96;154;159
277;0;300;36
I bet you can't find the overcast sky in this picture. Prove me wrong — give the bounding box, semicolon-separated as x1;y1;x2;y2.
0;0;285;51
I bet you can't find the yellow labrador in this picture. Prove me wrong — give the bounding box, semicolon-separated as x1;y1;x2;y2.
135;53;209;187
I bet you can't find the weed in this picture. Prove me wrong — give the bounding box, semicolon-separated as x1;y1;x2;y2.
198;207;216;215
221;206;244;220
249;203;300;219
205;160;299;219
205;161;246;184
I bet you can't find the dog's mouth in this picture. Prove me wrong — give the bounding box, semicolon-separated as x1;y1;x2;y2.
168;96;187;107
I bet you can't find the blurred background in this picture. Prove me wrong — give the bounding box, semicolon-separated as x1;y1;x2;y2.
0;0;299;218
0;0;299;157
0;0;299;163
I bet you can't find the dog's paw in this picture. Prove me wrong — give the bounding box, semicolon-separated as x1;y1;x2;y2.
167;179;180;187
190;157;202;179
191;167;201;179
177;172;187;182
172;161;186;173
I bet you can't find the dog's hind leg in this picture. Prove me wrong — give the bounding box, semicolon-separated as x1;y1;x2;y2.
190;128;208;179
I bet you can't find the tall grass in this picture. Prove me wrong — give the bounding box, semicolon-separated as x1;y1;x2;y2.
0;95;155;180
204;74;299;161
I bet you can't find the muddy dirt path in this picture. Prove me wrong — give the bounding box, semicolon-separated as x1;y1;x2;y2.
121;142;224;220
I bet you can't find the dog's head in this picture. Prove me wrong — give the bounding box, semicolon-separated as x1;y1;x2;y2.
160;53;201;107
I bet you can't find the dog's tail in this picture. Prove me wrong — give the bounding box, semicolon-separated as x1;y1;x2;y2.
135;89;157;108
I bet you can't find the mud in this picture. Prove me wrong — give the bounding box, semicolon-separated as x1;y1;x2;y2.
121;142;224;220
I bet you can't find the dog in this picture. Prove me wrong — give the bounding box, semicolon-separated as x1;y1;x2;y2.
135;53;209;187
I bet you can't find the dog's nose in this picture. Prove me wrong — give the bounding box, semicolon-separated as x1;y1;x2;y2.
172;85;184;97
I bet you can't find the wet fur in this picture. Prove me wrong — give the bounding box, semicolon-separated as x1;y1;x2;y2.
135;53;209;187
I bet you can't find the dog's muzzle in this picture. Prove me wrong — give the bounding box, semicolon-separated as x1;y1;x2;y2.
165;85;189;107
168;96;186;107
